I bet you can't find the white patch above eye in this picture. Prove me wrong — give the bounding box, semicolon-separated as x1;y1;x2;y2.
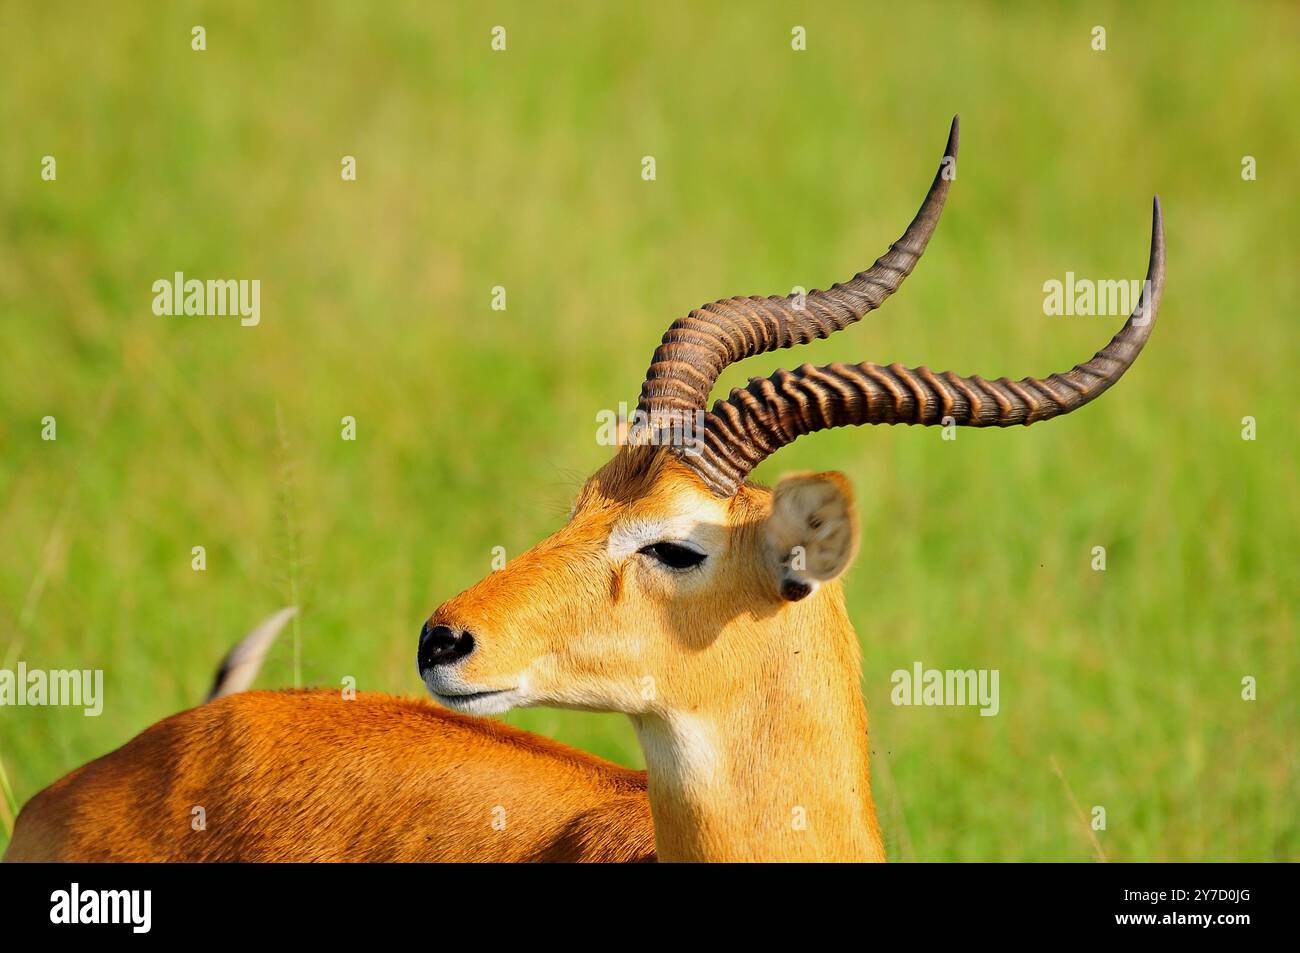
607;514;723;562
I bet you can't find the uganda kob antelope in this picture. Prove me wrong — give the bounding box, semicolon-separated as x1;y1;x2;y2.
6;117;1165;862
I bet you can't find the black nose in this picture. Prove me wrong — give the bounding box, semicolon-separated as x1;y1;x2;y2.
418;621;475;672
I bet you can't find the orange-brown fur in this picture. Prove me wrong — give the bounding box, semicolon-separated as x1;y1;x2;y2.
6;690;654;862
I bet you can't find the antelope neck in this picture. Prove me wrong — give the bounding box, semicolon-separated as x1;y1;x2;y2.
631;601;884;862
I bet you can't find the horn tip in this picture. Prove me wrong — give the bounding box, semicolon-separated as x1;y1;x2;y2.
1149;195;1166;269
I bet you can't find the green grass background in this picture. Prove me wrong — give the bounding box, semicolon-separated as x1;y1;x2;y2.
1;1;1295;860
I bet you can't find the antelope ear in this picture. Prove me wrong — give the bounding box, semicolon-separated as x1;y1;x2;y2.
763;472;860;602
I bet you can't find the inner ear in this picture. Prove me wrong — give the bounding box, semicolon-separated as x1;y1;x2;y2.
763;472;860;602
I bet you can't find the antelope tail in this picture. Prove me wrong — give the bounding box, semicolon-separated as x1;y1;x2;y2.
206;607;298;702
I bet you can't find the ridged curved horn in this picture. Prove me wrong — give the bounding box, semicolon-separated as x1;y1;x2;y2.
687;197;1166;497
634;116;960;430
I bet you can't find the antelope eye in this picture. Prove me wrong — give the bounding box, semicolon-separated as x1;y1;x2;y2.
640;541;706;570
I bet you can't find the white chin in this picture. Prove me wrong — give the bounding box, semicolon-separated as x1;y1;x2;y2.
427;688;522;716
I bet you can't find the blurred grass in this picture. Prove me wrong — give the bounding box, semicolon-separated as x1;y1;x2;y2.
0;1;1296;860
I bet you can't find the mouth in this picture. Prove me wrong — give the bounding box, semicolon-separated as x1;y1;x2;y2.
425;686;522;716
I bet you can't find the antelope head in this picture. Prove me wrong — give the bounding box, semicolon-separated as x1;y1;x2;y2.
419;117;1165;860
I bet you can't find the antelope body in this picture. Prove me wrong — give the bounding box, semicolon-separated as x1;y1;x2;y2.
5;691;652;862
6;118;1165;862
